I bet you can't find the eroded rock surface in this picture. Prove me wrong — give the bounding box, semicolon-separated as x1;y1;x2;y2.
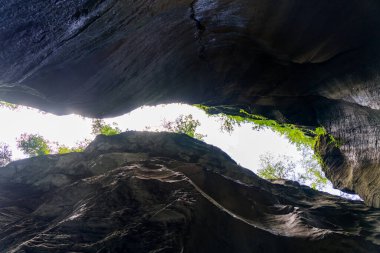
0;0;380;207
2;0;380;116
0;132;379;252
1;0;380;207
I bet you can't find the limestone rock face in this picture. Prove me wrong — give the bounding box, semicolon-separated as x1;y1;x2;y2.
1;1;380;205
0;132;379;252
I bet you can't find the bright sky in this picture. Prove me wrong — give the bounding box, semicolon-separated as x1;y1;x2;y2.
0;103;360;200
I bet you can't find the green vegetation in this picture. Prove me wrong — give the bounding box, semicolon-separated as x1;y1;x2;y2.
91;119;122;136
57;145;75;154
195;104;334;190
56;141;89;154
0;143;12;167
258;147;328;190
194;104;339;149
224;109;323;149
1;102;334;192
0;101;19;110
13;119;122;157
218;115;241;134
162;114;205;140
257;154;297;180
3;113;205;159
57;145;87;154
16;134;51;157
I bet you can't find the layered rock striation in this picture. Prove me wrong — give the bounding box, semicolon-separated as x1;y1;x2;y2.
1;1;380;205
0;132;379;252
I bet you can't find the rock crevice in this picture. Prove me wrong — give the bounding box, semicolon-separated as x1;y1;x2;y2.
189;0;207;59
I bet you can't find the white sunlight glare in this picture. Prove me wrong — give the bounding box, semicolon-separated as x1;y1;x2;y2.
0;103;361;200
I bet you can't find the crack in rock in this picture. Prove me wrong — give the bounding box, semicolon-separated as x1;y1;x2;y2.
190;0;207;60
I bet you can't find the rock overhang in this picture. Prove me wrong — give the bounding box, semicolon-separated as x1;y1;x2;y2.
1;0;380;207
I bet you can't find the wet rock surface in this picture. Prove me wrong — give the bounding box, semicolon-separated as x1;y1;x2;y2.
0;132;379;252
1;0;380;207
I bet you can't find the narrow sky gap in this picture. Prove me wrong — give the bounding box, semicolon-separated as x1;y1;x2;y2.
0;103;360;200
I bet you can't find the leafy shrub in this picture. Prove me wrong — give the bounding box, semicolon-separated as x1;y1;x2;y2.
16;133;51;157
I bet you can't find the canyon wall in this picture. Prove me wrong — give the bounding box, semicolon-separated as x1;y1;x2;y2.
1;1;380;205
